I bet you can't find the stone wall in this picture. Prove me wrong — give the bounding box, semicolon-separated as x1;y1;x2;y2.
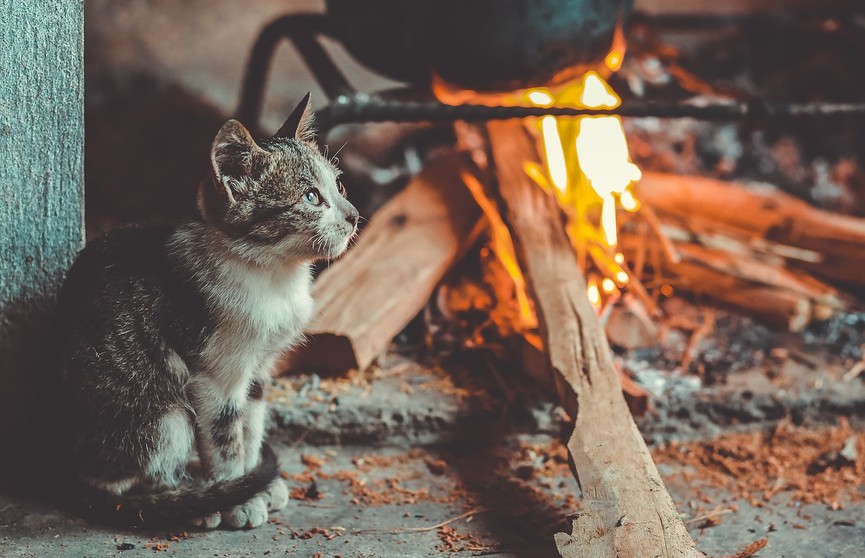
0;0;85;442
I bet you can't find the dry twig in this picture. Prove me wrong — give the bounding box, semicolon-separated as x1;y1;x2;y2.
351;506;488;535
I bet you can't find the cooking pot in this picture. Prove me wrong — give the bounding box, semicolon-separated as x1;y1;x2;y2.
326;0;632;92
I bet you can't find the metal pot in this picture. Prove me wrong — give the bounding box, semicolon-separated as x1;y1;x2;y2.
326;0;633;92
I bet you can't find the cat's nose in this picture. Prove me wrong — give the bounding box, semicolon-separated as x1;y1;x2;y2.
345;208;359;226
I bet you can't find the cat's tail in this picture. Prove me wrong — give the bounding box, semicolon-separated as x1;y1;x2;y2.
72;443;279;528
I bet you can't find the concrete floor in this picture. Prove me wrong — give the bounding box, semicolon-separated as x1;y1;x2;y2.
3;348;865;558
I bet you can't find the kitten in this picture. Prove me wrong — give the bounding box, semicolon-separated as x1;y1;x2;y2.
55;94;358;529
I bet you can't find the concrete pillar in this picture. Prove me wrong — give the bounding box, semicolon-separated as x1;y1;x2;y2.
0;0;85;442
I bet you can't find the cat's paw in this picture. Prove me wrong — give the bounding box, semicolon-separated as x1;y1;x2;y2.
223;496;268;529
190;512;222;529
264;478;289;512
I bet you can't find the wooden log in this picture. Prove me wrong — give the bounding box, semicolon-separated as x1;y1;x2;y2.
673;242;844;317
280;153;482;374
660;258;813;332
0;0;85;444
486;121;701;558
620;224;848;332
619;218;846;330
636;172;865;286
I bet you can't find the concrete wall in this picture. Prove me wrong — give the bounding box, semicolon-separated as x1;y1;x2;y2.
85;0;400;131
0;0;85;441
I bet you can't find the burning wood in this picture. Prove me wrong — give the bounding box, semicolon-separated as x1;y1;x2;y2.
485;120;700;558
606;172;856;331
281;154;481;374
635;172;865;287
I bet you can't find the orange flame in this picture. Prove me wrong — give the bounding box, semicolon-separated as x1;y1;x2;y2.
461;172;537;327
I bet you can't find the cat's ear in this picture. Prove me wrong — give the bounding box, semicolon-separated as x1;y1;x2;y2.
210;119;262;203
275;92;315;141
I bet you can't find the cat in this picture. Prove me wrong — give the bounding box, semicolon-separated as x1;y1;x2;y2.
54;94;359;529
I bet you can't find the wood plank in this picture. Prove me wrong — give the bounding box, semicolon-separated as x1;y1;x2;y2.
486;121;700;558
280;153;482;374
0;0;85;443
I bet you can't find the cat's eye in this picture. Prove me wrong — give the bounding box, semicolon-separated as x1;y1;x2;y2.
337;180;346;196
303;189;322;206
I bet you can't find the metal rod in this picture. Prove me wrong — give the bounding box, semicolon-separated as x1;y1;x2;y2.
237;14;354;132
314;96;865;136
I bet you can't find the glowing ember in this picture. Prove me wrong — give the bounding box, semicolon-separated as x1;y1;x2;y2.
602;277;617;293
461;172;537;327
587;279;602;309
604;21;627;73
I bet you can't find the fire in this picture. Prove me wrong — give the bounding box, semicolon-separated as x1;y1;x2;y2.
525;70;642;309
461;172;537;327
433;30;641;320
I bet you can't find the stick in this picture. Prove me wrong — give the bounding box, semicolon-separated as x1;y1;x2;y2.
486;121;701;558
352;507;488;535
280;153;481;374
665;258;814;332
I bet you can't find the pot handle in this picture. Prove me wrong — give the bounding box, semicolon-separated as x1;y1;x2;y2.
237;13;355;134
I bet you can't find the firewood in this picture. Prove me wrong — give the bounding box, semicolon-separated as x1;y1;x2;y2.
672;242;843;319
668;257;813;331
636;172;865;286
619;219;846;330
280;153;482;374
486;121;701;558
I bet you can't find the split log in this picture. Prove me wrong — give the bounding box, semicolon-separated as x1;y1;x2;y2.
280;153;482;374
619;218;846;331
486;121;701;558
672;242;843;321
667;257;817;332
636;172;865;286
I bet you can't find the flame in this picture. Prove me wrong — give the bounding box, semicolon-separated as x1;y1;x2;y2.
461;172;537;327
434;27;641;321
604;21;627;73
587;278;602;309
541;116;569;194
525;71;642;311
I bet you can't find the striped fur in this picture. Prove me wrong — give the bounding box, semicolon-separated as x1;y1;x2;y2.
55;102;357;529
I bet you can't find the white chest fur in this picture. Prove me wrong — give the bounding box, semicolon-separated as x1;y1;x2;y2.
199;258;313;392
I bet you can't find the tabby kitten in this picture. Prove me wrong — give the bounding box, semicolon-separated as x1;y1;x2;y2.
55;95;358;529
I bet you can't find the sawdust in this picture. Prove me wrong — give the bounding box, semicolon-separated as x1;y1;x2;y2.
726;537;768;558
654;418;865;509
284;449;470;507
436;525;487;553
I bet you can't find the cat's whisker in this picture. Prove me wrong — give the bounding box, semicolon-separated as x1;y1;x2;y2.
330;141;349;164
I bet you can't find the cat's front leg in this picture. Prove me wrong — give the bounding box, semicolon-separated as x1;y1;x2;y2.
242;378;288;513
189;376;248;483
242;378;267;473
